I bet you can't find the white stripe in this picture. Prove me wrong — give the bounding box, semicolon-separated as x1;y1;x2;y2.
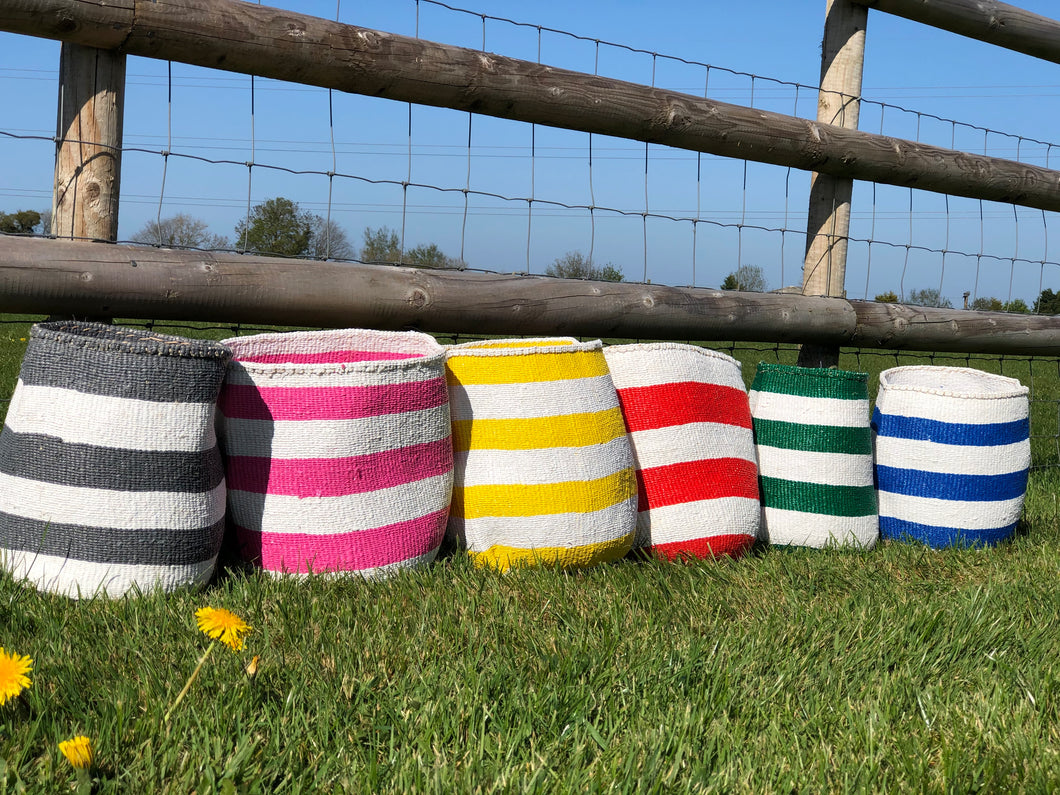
455;436;633;487
5;381;217;452
876;387;1027;425
448;375;619;421
756;446;873;487
446;338;589;355
0;473;226;530
453;497;637;552
223;358;444;389
874;437;1031;476
218;404;452;458
260;548;438;580
877;491;1024;531
223;329;444;362
627;423;755;471
635;496;759;549
748;392;870;427
603;344;744;391
227;472;453;535
1;549;216;598
761;507;878;549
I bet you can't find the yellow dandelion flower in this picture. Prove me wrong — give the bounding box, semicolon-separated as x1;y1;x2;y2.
0;647;33;706
195;607;252;652
59;736;94;770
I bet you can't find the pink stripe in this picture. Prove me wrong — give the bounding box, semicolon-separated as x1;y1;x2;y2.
224;437;453;497
235;507;449;573
218;376;448;421
237;349;421;364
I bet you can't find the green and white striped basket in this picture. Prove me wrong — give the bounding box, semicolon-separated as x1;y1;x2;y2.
748;363;878;549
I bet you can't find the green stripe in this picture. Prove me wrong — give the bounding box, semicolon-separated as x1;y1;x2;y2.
759;476;877;517
751;363;868;400
752;418;872;455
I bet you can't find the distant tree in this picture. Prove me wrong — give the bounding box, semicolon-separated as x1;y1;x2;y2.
360;226;402;264
970;296;1004;312
0;209;42;235
1003;298;1030;314
874;290;899;303
406;242;466;270
1034;288;1060;315
720;264;767;292
235;197;314;258
309;216;354;260
906;287;954;309
131;213;228;249
545;251;624;282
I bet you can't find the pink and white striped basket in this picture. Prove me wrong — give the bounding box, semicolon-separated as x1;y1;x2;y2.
603;343;759;560
217;329;453;578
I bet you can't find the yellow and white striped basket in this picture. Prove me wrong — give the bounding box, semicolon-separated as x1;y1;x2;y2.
445;338;637;570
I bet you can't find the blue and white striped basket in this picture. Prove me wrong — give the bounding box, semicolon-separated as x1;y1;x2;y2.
873;365;1030;548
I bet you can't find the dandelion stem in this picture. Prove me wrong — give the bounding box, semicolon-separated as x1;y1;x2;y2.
164;640;216;723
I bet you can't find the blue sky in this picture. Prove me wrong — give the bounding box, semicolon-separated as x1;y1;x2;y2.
3;0;1060;306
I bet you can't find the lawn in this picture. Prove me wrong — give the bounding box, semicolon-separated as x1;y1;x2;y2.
0;315;1058;793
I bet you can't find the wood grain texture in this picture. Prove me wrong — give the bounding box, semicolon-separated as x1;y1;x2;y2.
853;0;1060;64
2;236;1060;355
4;0;1060;211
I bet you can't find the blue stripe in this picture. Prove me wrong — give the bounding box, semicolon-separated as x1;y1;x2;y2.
876;465;1028;502
871;408;1028;447
880;516;1018;548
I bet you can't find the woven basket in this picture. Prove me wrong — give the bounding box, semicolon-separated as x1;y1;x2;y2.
0;322;231;597
749;363;878;549
873;365;1030;547
445;338;637;570
218;328;453;578
603;343;758;560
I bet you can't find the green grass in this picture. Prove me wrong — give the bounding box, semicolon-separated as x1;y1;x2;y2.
1;316;1060;792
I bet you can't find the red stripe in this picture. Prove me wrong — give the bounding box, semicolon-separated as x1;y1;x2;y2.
616;382;752;432
648;533;754;561
218;377;448;421
235;507;448;573
237;350;420;364
225;437;453;497
636;457;759;511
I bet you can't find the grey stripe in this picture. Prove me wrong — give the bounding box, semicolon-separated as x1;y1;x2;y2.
0;513;226;566
0;428;225;492
20;326;229;403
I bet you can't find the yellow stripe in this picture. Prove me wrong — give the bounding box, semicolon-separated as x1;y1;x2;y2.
451;467;637;518
470;533;633;571
452;407;627;452
456;338;576;350
445;349;609;386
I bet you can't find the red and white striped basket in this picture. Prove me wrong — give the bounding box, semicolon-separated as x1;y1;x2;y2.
217;328;453;578
603;343;759;560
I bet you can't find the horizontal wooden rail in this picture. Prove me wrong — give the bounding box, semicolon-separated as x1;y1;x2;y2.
4;0;1060;212
2;236;1059;355
852;0;1060;64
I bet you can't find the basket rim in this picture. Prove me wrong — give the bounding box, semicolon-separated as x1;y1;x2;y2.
602;342;741;369
222;328;446;374
445;338;602;357
32;321;231;361
878;365;1028;399
753;361;868;382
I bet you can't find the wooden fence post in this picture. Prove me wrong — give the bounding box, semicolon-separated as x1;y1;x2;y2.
798;0;868;368
52;43;126;242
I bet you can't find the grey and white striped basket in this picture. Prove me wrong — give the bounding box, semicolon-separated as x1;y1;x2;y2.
0;322;231;598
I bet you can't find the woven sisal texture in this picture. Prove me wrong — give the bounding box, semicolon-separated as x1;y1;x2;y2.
0;321;231;597
603;343;758;560
445;338;637;570
218;328;453;578
749;363;878;549
873;366;1030;548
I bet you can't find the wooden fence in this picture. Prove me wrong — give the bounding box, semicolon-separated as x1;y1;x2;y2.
2;0;1060;355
